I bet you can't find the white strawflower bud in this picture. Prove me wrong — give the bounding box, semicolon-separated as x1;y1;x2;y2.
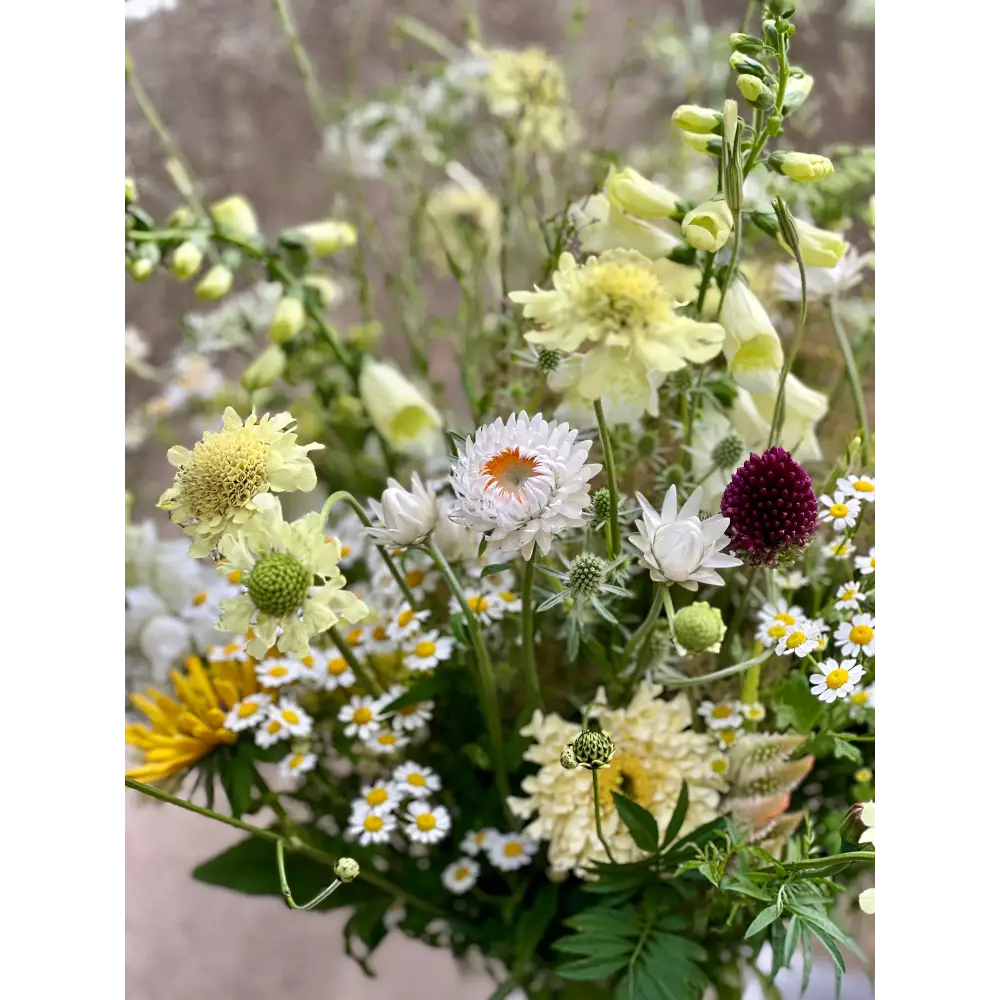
366;472;438;548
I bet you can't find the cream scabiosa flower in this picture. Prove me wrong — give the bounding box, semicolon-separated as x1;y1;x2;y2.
366;472;437;547
358;360;443;458
217;494;369;658
548;349;666;426
450;412;601;560
629;485;742;590
157;408;321;558
510;250;724;378
509;684;724;876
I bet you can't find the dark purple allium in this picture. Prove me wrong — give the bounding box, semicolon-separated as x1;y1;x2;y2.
720;447;818;566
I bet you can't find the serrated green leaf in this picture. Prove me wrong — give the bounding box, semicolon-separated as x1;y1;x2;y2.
792;907;865;959
745;904;782;938
564;905;638;935
697;862;719;886
552;936;635;958
831;736;864;764
558;953;631;981
514;882;559;962
660;780;689;848
378;675;441;714
612;792;659;853
481;561;513;578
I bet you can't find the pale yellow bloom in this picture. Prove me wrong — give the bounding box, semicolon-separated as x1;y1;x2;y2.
549;349;666;426
569;194;682;259
289;220;357;255
682;200;734;252
778;217;848;268
769;151;834;182
157;407;321;558
358;360;443;458
729;375;829;463
422;163;501;276
671;105;721;134
210;195;259;238
718;279;784;393
605;166;684;220
509;683;724;876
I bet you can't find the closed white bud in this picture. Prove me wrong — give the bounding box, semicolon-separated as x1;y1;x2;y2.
366;472;438;547
671;105;722;135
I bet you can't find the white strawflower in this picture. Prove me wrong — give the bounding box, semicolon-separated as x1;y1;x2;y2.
367;473;438;548
628;485;742;590
450;412;601;561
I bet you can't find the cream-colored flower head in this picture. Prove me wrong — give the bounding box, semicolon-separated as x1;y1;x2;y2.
510;250;724;377
509;683;725;876
422;162;501;276
157;407;321;557
217;494;369;658
481;46;579;151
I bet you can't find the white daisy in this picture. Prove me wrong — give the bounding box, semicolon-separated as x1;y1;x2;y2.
755;600;804;646
392;761;442;798
278;751;317;779
353;781;403;816
835;613;876;657
326;515;368;568
347;805;397;846
716;727;742;750
180;580;240;625
316;651;356;691
254;715;290;748
708;754;730;777
486;832;539;871
859;801;875;847
697;700;744;731
361;622;397;656
365;727;411;756
809;658;865;702
849;684;875;720
460;828;499;856
338;695;384;740
818;492;861;532
223;693;270;732
487;588;523;613
449;591;507;624
774;569;809;590
207;641;251;664
742;702;766;723
835;581;866;612
255;658;300;688
450;411;602;561
774;621;822;658
387;605;432;642
382;686;435;734
823;538;856;561
442;857;481;895
855;546;875;576
837;474;875;503
403;801;452;845
267;697;313;737
403;631;455;672
396;554;440;601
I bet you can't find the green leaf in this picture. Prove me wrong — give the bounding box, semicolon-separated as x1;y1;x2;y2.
800;928;813;995
558;954;632;982
514;882;559;962
745;904;782;939
612;792;659;853
662;817;726;864
481;561;513;578
552;936;635;959
564;905;638;936
697;862;719;887
782;915;801;969
831;736;863;764
378;675;441;714
623;931;710;1000
772;674;822;733
449;613;470;647
217;743;255;819
806;923;845;999
720;874;773;902
478;536;488;558
660;780;689;848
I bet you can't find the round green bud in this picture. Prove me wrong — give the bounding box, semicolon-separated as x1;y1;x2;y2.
591;488;611;524
247;552;311;617
241;344;287;392
171;241;204;281
568;553;605;599
729;32;765;55
673;602;725;654
536;347;562;374
671;367;694;392
711;433;744;470
560;745;579;770
572;729;616;770
334;857;360;882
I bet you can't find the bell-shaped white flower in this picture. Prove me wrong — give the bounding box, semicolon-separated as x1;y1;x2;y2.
367;473;438;548
718;279;784;394
628;485;742;590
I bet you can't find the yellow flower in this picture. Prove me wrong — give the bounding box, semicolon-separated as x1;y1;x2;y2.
358;360;443;458
508;683;724;876
218;493;369;658
125;653;257;783
768;151;834;182
569;194;682;259
510;250;724;375
157;407;322;558
778;217;848;268
605;166;684;221
682;200;734;252
288;220;357;255
210;195;259;238
481;46;579;151
422;163;501;276
671;105;721;135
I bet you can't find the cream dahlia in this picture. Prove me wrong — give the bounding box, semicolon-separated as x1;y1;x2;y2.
450;412;601;560
508;683;725;876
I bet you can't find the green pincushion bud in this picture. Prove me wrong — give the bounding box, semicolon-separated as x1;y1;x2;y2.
673;602;725;654
536;347;561;374
568;553;605;598
711;433;744;470
334;857;360;882
247;552;311;616
572;729;616;770
591;488;611;523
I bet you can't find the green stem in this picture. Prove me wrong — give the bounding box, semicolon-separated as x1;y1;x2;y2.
328;630;381;698
828;300;872;466
717;566;760;666
767;242;808;449
694;250;717;316
764;851;874;874
622;586;665;667
658;649;771;688
320;490;419;609
592;768;617;863
276;840;343;910
520;552;543;710
714;207;743;320
593;400;621;558
270;0;331;129
424;540;512;820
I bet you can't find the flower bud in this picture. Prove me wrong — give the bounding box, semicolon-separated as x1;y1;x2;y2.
171;241;204;281
571;729;616;770
605;166;684;220
722;100;739;152
358;359;443;458
125;177;137;205
766;0;796;16
334;857;360;882
288;220;358;256
673;602;725;654
128;257;156;282
782;73;814;114
729;32;765;55
568;553;605;599
671;105;723;135
346;321;383;352
777;216;847;268
682;200;734;252
166;205;197;229
241;344;286;392
366;472;438;547
536;347;561;374
559;745;579;770
711;433;745;470
210;194;259;238
268;296;306;344
771;196;799;256
194;264;234;300
591;487;611;523
302;273;341;307
729;52;769;79
841;802;866;845
737;75;775;111
767;151;834;182
679;131;723;156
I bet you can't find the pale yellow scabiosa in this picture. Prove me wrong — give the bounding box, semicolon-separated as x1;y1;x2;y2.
509;683;725;876
358;359;443;458
217;494;369;658
157;407;321;558
125;652;259;782
510;250;725;386
548;349;667;426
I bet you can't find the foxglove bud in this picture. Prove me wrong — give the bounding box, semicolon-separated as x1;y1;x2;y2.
171;241;204;281
194;264;234;300
605;166;684;220
287;220;358;256
302;273;341;307
241;344;287;392
210;195;259;238
680;132;723;156
125;177;137;205
729;32;765;55
737;74;775;111
782;73;814;114
682;200;734;252
767;151;834;182
268;296;306;344
729;52;769;80
671;105;722;135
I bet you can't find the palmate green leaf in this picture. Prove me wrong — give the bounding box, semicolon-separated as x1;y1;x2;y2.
831;736;864;764
617;931;710;1000
564;904;639;936
612;792;659;853
552;936;636;959
660;781;689;848
745;904;782;939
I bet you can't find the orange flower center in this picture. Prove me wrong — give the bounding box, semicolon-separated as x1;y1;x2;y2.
405;569;425;587
482;447;541;498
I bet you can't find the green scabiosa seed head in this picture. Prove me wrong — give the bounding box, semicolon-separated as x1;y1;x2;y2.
591;488;611;523
568;553;606;598
247;552;311;617
711;433;745;471
536;347;562;374
572;729;616;770
673;602;725;653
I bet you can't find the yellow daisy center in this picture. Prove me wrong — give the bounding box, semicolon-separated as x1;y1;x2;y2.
414;641;437;658
192;591;208;607
177;424;271;519
710;758;728;775
397;610;416;628
265;720;283;735
597;752;653;812
301;655;313;668
224;643;242;657
346;628;364;646
404;569;425;588
840;589;857;601
288;753;305;769
849;624;874;645
341;544;353;557
454;865;470;880
237;700;261;719
366;788;389;807
467;596;489;614
503;841;524;858
407;772;426;788
775;612;796;626
785;631;807;649
328;657;348;676
415;812;437;832
833;544;849;556
767;624;787;638
363;815;384;833
482;447;542;496
399;703;419;716
711;705;733;720
227;569;242;584
371;626;388;642
498;591;517;603
825;668;850;690
851;691;869;706
377;733;397;746
576;258;672;333
266;665;289;678
353;707;373;725
281;709;300;725
855;768;873;782
853;481;874;493
828;503;850;518
719;729;738;745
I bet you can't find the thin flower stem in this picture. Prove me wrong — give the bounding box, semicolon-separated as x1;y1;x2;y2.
658;649;772;688
328;629;381;697
520;551;543;711
827;299;872;466
424;540;513;821
319;490;419;609
621;586;664;669
125;777;451;918
591;768;617;863
763;850;874;874
276;840;343;910
593;400;621;558
695;250;717;315
714;208;743;321
767;243;808;449
717;565;760;666
269;0;331;129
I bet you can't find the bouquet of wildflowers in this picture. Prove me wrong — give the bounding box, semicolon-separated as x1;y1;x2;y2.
125;1;874;996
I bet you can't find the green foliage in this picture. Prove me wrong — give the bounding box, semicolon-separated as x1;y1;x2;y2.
216;741;256;819
772;673;822;732
613;793;659;853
